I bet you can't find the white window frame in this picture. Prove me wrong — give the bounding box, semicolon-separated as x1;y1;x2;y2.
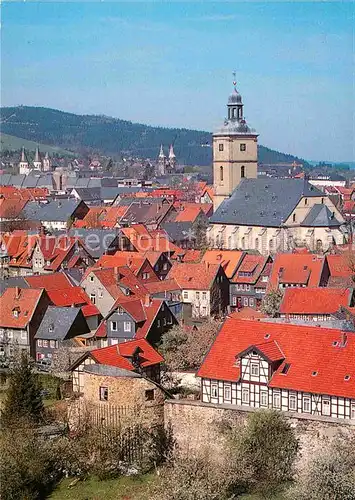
183;291;188;299
89;276;94;282
50;340;56;349
260;390;268;406
322;398;331;416
111;321;118;331
303;396;311;413
273;392;281;408
242;388;250;404
243;297;248;306
7;330;13;339
37;339;42;347
251;363;259;376
195;291;200;299
123;321;131;332
211;383;218;398
98;289;103;298
289;393;297;411
202;291;207;300
90;293;96;304
224;384;231;401
351;404;355;419
232;296;237;306
21;330;27;340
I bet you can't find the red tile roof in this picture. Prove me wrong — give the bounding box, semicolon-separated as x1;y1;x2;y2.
91;339;163;369
202;250;245;279
169;262;220;290
232;254;269;284
228;307;267;321
269;253;325;289
326;254;352;278
145;278;180;294
26;272;74;291
0;198;28;219
47;287;100;317
279;287;352;315
181;249;202;263
197;318;355;399
0;288;44;328
135;299;164;339
174;205;203;223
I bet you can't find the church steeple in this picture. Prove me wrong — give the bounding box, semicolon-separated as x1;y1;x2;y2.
157;144;167;176
33;146;43;170
19;147;30;175
212;74;258;210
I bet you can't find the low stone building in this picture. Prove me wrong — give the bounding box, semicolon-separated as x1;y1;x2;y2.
73;364;167;429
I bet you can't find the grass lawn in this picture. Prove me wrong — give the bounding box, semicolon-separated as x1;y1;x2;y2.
49;474;156;500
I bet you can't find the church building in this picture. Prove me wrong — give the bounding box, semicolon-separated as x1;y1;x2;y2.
208;80;346;254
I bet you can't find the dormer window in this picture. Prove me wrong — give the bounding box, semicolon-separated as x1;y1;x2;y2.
312;371;318;377
46;260;51;266
12;308;19;318
48;324;54;333
344;375;351;381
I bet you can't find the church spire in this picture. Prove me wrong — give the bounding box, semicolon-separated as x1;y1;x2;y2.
168;144;176;160
158;144;166;159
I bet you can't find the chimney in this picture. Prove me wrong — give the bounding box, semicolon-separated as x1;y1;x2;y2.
340;331;348;348
144;294;151;307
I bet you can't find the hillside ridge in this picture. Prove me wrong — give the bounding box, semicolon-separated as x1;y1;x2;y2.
0;106;309;167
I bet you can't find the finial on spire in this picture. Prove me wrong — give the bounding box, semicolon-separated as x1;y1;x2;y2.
232;71;237;91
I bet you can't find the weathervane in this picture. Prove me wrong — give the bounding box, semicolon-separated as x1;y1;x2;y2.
232;71;237;91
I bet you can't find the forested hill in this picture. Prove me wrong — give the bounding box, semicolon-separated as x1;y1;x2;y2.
0;106;309;166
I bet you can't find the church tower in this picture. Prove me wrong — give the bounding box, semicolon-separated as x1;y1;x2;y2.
213;76;258;210
167;144;176;172
33;146;43;170
156;144;167;176
43;152;52;172
19;147;30;175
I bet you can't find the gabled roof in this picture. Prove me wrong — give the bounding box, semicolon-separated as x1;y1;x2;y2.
301;204;342;227
280;287;352;315
47;287;100;318
197;318;355;399
0;287;44;328
210;179;324;227
90;339;163;370
326;254;352;278
145;278;181;294
232;254;270;284
25;272;74;290
169;262;221;290
174;205;204;223
268;253;325;289
135;299;166;339
202;250;245;279
24;199;85;222
35;306;90;340
239;341;285;363
228;307;267;321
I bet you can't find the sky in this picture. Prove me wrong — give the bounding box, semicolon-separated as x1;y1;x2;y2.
1;1;354;162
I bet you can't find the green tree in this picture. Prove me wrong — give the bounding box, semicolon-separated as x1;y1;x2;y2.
231;410;299;497
289;437;355;500
261;288;283;317
2;351;44;425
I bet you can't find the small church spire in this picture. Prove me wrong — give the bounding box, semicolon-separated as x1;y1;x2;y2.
158;144;165;159
168;144;176;160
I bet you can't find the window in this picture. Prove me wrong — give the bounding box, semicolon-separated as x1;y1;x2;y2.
273;392;281;408
241;165;245;178
50;340;56;349
202;307;207;316
351;405;355;420
163;263;168;271
124;322;131;332
163;318;167;326
219;143;224;152
157;319;161;327
260;391;268;406
240;143;246;152
37;339;42;347
142;272;150;280
251;363;259;376
167;315;172;325
211;384;218;398
90;293;96;304
243;297;248;306
289;394;297;411
220;166;224;182
269;239;274;251
12;309;19;318
111;321;117;331
7;330;13;339
196;291;200;300
232;296;237;306
305;198;308;205
255;238;259;250
202;291;207;300
42;340;48;348
99;386;108;401
21;331;27;340
262;276;268;282
98;289;103;298
303;397;311;413
117;307;123;315
90;276;94;282
183;291;188;299
322;399;331;416
242;388;250;404
48;324;54;333
145;389;155;401
292;213;296;223
224;385;231;401
249;298;254;307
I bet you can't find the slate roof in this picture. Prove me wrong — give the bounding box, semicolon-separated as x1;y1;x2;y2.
68;228;119;258
72;187;101;201
24;199;83;222
35;306;90;340
161;221;195;242
301;204;342;227
210;179;324;227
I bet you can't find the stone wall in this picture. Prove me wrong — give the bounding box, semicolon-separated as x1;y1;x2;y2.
165;399;355;465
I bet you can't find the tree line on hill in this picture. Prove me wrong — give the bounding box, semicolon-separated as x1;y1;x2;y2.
1;106;310;167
